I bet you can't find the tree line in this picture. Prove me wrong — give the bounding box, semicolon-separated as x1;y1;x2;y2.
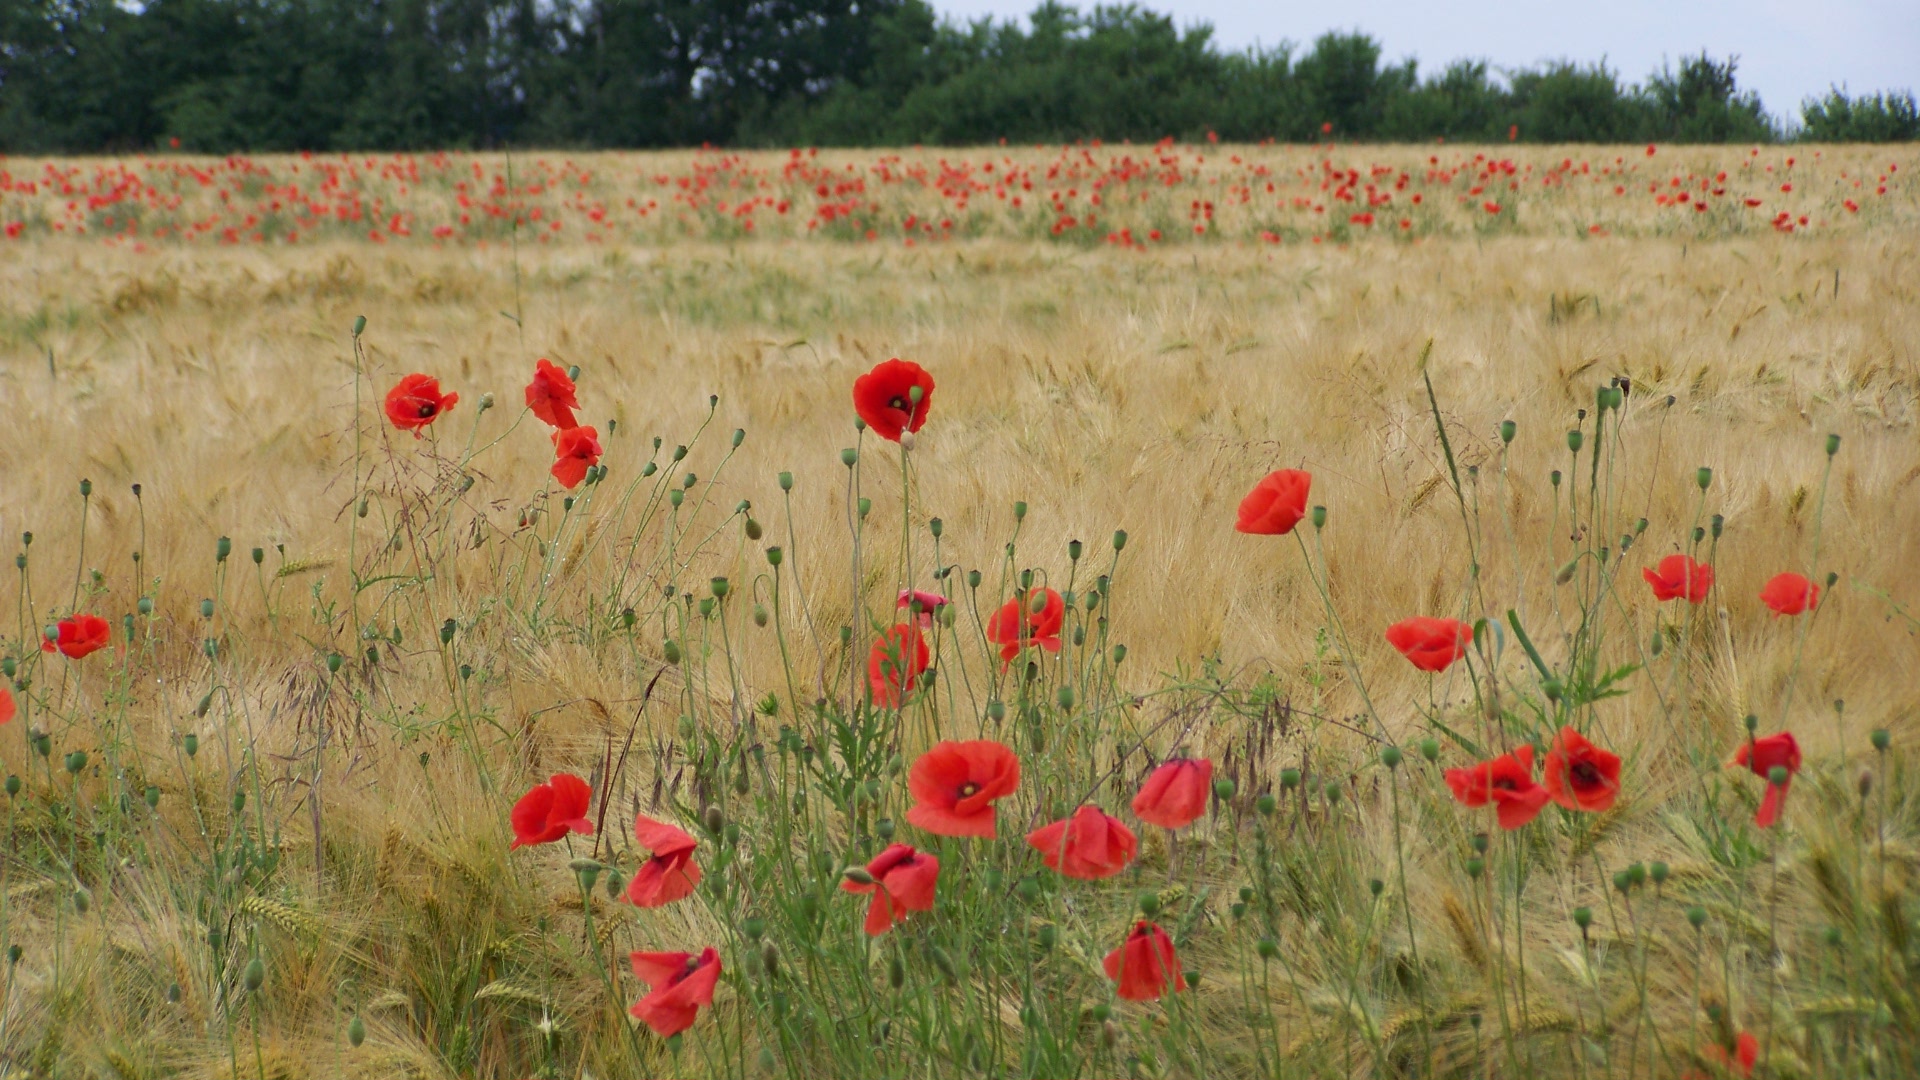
2;0;1915;152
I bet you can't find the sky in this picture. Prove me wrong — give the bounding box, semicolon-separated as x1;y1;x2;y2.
932;0;1919;123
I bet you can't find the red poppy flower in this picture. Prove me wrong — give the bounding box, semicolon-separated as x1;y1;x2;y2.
897;589;949;628
1643;554;1714;603
1760;573;1819;616
1732;732;1801;827
629;947;722;1037
508;773;594;849
1384;617;1474;673
1444;745;1551;829
1235;469;1312;535
42;614;111;660
867;624;930;708
1685;1031;1760;1079
525;358;579;429
1103;921;1186;1001
1131;758;1213;830
551;425;602;489
985;588;1064;664
840;842;940;935
384;373;458;435
852;358;935;442
1027;806;1138;880
1542;726;1623;813
624;813;702;907
0;686;14;725
905;739;1020;838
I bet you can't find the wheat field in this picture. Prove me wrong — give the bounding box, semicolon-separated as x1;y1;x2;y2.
0;144;1917;1079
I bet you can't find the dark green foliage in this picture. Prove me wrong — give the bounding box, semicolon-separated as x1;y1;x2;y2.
0;0;1912;150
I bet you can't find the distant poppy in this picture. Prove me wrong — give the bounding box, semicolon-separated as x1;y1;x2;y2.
867;624;930;708
509;773;594;849
1028;806;1138;880
1685;1030;1760;1079
1542;726;1622;813
985;588;1064;664
1644;554;1714;603
1104;921;1185;1001
905;739;1020;838
629;947;722;1037
1235;469;1311;535
897;589;949;628
525;358;579;429
384;373;457;435
1732;732;1801;827
42;614;111;660
1443;745;1550;829
551;425;602;489
852;358;935;442
840;842;940;935
1131;758;1213;830
1760;573;1819;616
1385;617;1473;672
0;686;13;725
625;813;702;907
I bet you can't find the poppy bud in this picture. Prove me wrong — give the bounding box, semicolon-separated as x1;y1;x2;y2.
1471;833;1489;854
663;641;681;664
65;750;87;774
199;598;215;619
899;431;915;451
194;691;213;717
1418;738;1439;762
929;945;957;983
889;953;905;988
857;498;871;519
840;448;858;467
1256;793;1276;815
1379;746;1402;769
145;785;161;808
1323;781;1341;803
1826;433;1840;457
208;927;224;950
710;577;730;599
1499;419;1516;444
1679;906;1706;930
838;625;852;646
232;790;246;813
244;956;265;991
987;700;1005;721
347;1015;365;1047
1056;686;1074;711
1137;892;1160;917
1767;765;1790;786
1612;871;1633;894
966;569;982;589
1555;560;1577;585
1567;430;1583;454
32;733;50;757
1111;644;1127;665
1872;729;1891;751
1013;501;1027;521
752;604;768;628
1213;777;1236;800
1825;571;1837;588
1280;768;1300;790
1824;925;1843;946
184;734;199;757
703;805;725;835
1311;505;1326;530
1102;1020;1120;1049
1256;938;1278;959
4;776;18;797
1696;467;1713;491
1650;861;1669;885
1550;470;1561;488
1573;907;1592;929
356;498;368;518
1465;858;1484;879
1368;879;1384;897
74;887;91;914
1745;713;1758;733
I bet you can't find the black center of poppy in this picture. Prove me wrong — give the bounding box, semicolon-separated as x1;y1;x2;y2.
889;395;907;411
418;403;436;418
1492;778;1516;792
1572;761;1602;787
957;782;979;798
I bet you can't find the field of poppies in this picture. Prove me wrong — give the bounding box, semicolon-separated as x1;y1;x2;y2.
0;143;1918;1080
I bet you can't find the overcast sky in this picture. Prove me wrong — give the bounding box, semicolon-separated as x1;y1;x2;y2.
933;0;1919;123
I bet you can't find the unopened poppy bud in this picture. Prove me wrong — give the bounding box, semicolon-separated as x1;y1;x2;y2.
899;431;915;451
1256;938;1278;959
753;604;769;627
1380;746;1403;769
663;641;681;664
74;887;91;914
1634;517;1648;535
1768;765;1790;786
1111;644;1127;665
439;619;455;645
1871;729;1891;751
1418;738;1440;762
1650;861;1669;885
195;691;212;717
348;1015;365;1047
929;945;957;983
889;953;905;988
1465;857;1484;879
1256;793;1276;815
1567;430;1583;454
1213;777;1236;800
1696;467;1712;491
1687;906;1707;928
208;927;224;950
1102;1019;1119;1048
65;750;87;774
1137;892;1160;917
1626;862;1646;887
356;498;368;518
1744;713;1758;733
642;462;657;478
1470;833;1489;854
1013;501;1027;521
1573;906;1592;929
1368;878;1384;897
1037;924;1057;950
987;700;1005;721
759;941;779;977
1311;505;1326;529
4;776;18;797
1550;470;1562;488
966;569;982;589
1824;925;1843;946
1826;433;1840;457
145;785;161;808
1280;768;1300;789
184;734;199;757
840;448;858;467
857;498;871;519
1858;770;1872;799
1056;686;1074;710
569;858;602;891
239;955;264;991
838;625;852;645
1555;560;1577;585
1612;871;1633;894
703;805;725;835
1692;526;1706;544
874;815;895;840
232;790;246;813
32;733;49;757
1323;781;1342;803
744;517;764;540
1825;571;1837;588
200;598;215;619
1499;419;1516;444
778;470;794;491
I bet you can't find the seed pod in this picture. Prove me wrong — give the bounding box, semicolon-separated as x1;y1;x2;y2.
760;942;780;978
73;888;91;914
183;734;199;757
888;953;905;988
663;641;681;665
348;1015;366;1047
244;956;265;991
703;805;724;835
1499;419;1516;444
